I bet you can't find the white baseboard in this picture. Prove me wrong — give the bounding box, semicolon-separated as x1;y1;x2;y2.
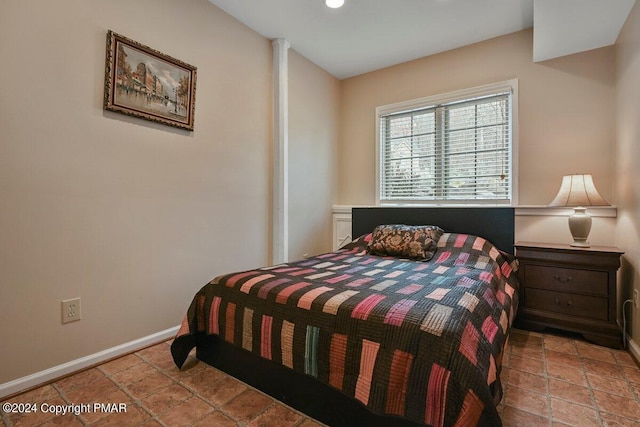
626;333;640;363
0;326;179;399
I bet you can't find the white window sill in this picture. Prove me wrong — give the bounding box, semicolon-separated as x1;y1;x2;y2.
332;205;617;218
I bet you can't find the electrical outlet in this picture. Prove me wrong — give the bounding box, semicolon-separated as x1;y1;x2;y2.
61;298;81;324
634;290;639;310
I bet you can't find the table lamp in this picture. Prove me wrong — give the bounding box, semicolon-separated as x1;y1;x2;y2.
548;174;609;247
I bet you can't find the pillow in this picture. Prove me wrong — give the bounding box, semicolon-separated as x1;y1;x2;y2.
339;233;372;250
367;224;444;261
437;232;519;273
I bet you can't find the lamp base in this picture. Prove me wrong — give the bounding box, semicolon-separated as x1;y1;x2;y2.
568;207;592;248
570;240;591;248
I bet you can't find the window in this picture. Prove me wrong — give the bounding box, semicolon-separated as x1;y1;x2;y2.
376;81;517;205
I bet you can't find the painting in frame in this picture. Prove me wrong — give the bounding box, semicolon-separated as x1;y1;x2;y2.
104;31;197;131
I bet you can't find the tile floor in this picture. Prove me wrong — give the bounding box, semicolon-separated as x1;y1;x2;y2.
0;340;324;427
498;329;640;426
1;329;639;426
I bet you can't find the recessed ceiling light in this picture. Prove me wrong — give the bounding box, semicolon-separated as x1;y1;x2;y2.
326;0;344;8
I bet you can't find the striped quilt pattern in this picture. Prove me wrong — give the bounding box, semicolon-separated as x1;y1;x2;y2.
172;233;519;426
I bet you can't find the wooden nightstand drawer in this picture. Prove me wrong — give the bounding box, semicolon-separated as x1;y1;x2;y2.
524;265;608;296
525;288;608;321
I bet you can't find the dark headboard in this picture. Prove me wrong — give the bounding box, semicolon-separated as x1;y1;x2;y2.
352;207;515;254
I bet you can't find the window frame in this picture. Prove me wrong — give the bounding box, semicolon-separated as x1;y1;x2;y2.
375;80;519;206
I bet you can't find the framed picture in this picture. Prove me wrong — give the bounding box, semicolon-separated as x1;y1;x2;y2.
104;31;197;131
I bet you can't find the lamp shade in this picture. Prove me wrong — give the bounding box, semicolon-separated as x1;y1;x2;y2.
548;174;609;207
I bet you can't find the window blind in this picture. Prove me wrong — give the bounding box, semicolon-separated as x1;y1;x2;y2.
379;91;512;204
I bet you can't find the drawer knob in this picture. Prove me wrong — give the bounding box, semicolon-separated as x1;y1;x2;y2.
554;274;572;283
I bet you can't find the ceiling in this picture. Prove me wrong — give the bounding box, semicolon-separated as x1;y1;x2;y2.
208;0;636;79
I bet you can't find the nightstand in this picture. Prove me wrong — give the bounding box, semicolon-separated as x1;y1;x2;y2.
514;242;624;349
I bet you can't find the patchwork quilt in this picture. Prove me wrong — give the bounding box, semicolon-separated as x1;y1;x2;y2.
171;233;519;426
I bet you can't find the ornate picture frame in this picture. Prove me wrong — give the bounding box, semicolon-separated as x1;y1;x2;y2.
104;31;197;131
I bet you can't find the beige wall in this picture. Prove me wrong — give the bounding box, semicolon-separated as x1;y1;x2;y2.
616;1;640;345
288;50;340;260
0;0;339;385
338;29;617;245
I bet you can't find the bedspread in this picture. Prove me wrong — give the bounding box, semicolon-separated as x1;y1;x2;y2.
171;233;519;427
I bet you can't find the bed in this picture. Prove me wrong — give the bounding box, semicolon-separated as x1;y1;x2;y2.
171;207;518;427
